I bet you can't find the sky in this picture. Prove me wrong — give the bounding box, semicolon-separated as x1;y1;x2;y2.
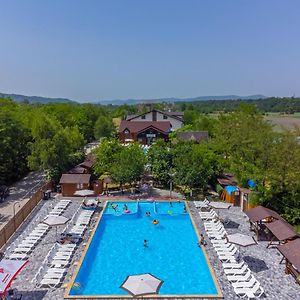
0;0;300;102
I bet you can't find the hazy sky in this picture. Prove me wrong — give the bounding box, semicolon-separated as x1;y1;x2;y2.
0;0;299;102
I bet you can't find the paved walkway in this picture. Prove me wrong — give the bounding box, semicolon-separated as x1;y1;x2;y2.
3;193;300;299
189;202;300;300
0;171;46;230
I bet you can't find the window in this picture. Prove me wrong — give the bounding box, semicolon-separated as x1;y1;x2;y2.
77;183;83;189
141;115;146;119
124;129;130;134
163;115;168;119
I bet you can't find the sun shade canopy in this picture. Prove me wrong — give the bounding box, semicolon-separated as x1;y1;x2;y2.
266;220;298;241
120;273;164;296
227;233;257;247
43;215;70;226
277;238;300;271
245;206;284;223
74;189;95;196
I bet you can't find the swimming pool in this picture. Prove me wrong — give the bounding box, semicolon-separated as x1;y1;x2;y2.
66;201;221;298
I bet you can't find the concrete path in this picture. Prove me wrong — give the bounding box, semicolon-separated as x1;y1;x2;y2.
0;171;46;230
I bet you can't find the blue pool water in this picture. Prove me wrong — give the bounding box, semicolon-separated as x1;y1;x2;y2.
69;201;219;296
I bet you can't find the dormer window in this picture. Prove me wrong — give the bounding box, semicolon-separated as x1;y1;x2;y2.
163;115;168;119
124;129;130;134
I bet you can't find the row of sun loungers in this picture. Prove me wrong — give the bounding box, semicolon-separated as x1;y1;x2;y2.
5;200;72;260
200;209;265;299
34;208;95;288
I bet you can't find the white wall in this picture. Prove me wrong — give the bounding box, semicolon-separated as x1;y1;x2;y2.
131;111;183;129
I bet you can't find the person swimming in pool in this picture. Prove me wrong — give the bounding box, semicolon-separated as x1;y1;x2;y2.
111;203;118;211
144;239;148;247
123;204;128;211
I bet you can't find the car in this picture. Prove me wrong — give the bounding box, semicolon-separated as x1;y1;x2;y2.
0;185;10;202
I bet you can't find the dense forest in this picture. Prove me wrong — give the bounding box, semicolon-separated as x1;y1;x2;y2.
0;98;116;185
174;97;300;114
1;97;300;227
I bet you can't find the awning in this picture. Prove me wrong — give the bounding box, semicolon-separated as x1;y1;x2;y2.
277;238;300;271
245;206;284;223
0;259;28;297
74;189;95;196
266;220;298;241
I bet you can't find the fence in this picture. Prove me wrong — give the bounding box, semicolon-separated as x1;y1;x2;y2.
0;182;52;249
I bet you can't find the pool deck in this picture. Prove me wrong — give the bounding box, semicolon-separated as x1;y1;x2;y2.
1;194;300;299
189;202;300;300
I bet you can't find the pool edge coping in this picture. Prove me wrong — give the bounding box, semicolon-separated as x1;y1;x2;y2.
64;200;223;299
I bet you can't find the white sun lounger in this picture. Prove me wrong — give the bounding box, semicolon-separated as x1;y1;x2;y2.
216;247;238;256
224;265;249;275
218;254;236;263
45;267;67;274
43;272;65;280
12;247;33;254
38;278;63;288
234;281;264;298
48;260;70;268
214;244;236;250
8;253;28;260
53;252;72;259
57;244;77;250
227;270;253;282
19;238;38;245
222;262;245;269
232;277;258;289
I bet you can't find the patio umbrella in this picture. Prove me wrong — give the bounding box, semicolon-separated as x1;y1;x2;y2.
209;201;232;209
120;273;164;297
74;189;95;196
42;215;70;239
227;233;257;247
0;259;28;298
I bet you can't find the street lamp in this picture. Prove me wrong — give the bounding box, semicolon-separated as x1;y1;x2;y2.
168;172;176;199
13;201;21;231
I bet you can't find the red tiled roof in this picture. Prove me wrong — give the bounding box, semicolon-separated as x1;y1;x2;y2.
119;120;171;134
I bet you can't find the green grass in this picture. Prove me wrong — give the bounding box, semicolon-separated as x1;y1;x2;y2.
294;225;300;234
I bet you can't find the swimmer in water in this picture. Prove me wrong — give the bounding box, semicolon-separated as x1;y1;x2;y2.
144;240;148;247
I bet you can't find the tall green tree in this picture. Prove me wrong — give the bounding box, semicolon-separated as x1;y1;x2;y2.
112;143;146;186
147;139;173;186
94;116;116;140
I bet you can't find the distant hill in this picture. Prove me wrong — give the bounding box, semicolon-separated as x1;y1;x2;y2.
97;94;266;105
0;92;77;104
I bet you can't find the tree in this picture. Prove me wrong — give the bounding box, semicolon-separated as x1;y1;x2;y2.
28;113;84;181
0;110;30;185
172;141;221;191
111;143;146;186
147;139;173;186
93;138;123;177
94;116;116;140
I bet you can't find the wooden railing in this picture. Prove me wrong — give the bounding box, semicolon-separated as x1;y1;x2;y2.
0;182;52;249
